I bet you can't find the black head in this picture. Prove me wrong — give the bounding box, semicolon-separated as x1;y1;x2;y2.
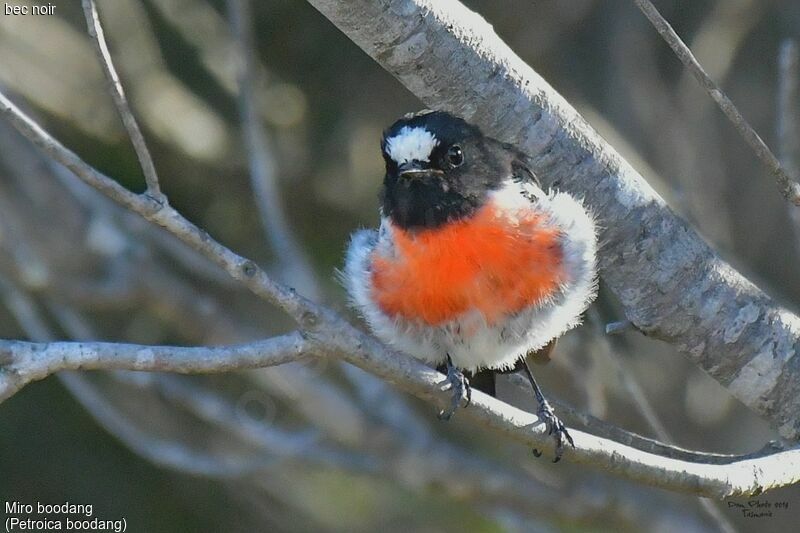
380;110;520;230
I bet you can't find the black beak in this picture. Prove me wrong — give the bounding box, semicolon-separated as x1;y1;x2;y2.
398;161;443;180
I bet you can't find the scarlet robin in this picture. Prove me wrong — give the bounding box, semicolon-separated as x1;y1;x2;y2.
344;110;598;460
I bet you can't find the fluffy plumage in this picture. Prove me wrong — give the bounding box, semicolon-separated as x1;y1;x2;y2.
344;111;597;373
345;179;597;372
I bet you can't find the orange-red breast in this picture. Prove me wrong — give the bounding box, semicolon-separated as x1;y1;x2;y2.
344;110;597;460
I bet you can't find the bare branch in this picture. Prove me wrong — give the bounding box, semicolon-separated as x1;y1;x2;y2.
226;0;321;299
0;333;799;497
0;92;318;328
0;283;278;479
0;334;312;404
633;0;800;206
46;303;582;525
777;40;800;257
506;372;782;465
0;284;687;523
305;0;800;441
49;298;541;512
0;273;51;341
589;311;737;533
0;270;721;526
124;373;378;472
48;160;237;288
80;0;162;198
59;372;273;478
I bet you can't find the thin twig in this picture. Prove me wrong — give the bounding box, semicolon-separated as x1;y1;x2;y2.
60;372;274;478
605;320;634;335
590;310;737;533
506;372;782;465
18;301;687;523
46;303;384;481
0;91;318;328
0;283;273;479
124;373;379;472
777;40;800;257
80;0;163;199
226;0;321;299
633;0;800;206
48;161;236;287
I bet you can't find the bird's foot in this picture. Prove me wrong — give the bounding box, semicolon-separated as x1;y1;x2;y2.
531;401;574;462
437;361;471;420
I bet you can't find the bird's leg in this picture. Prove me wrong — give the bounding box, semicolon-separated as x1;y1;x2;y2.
521;358;574;462
437;354;471;420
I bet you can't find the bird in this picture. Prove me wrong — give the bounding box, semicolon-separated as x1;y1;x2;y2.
343;110;597;460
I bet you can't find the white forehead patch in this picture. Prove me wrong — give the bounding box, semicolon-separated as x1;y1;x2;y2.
385;126;439;164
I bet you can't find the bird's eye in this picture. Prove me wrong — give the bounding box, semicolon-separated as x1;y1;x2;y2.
446;145;464;167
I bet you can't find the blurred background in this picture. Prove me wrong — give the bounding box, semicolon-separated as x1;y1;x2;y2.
1;0;799;531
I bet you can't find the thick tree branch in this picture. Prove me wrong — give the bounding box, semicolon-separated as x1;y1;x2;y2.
305;0;800;441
